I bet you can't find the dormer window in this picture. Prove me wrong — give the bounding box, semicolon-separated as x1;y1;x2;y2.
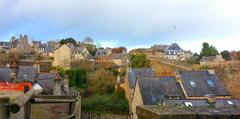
189;81;197;87
207;80;215;87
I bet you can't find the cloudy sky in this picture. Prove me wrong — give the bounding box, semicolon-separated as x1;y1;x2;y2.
0;0;240;53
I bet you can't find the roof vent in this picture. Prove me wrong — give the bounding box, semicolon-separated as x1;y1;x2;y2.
205;94;216;104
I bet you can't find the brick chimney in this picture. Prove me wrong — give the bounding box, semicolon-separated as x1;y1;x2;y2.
64;75;69;88
53;74;61;96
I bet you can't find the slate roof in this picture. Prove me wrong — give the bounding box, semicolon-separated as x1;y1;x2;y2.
0;67;12;82
18;66;38;82
0;42;10;47
138;76;184;105
36;78;54;95
166;43;182;51
43;45;55;53
37;73;57;80
39;43;47;48
180;71;230;97
152;45;169;51
95;49;108;57
128;68;155;89
0;66;38;83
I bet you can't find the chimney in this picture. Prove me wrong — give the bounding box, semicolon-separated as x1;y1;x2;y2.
33;63;40;73
64;75;69;88
53;74;61;96
205;94;216;104
10;62;19;82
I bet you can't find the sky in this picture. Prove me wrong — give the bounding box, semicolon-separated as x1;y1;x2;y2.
0;0;240;53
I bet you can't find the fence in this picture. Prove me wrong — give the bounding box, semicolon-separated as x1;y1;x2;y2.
0;87;81;119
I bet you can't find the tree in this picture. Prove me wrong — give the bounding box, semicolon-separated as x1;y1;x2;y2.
130;53;149;68
187;55;200;64
65;68;87;89
221;50;230;60
200;42;219;57
85;44;97;56
88;68;116;95
237;51;240;60
7;48;24;65
60;38;77;46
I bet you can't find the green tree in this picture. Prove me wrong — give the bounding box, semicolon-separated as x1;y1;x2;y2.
85;44;97;56
187;55;200;64
60;38;77;46
55;66;65;77
130;53;149;68
221;50;230;60
66;68;87;89
200;42;219;57
237;51;240;60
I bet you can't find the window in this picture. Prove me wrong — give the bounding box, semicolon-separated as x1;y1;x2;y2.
151;96;156;102
227;101;234;105
207;80;215;87
189;81;197;87
184;102;193;107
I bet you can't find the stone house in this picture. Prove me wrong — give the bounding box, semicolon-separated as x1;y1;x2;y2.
10;35;33;54
0;65;73;96
0;41;11;53
200;55;225;65
164;43;183;60
53;44;93;68
131;76;184;119
177;70;231;99
122;68;155;107
42;41;59;57
95;48;128;66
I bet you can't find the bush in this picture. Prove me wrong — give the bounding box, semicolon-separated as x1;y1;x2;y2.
82;93;129;114
65;68;87;89
130;53;149;68
88;68;116;95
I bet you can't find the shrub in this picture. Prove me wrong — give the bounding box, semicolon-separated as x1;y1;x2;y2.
82;93;129;114
65;68;87;89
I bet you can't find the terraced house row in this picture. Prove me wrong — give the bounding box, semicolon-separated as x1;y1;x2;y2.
121;68;240;119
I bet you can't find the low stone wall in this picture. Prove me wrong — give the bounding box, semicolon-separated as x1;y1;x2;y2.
136;105;240;119
31;103;69;119
82;112;130;119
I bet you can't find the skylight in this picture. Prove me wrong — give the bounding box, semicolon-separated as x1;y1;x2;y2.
207;80;215;87
184;102;193;107
227;101;234;105
151;96;156;102
189;81;197;87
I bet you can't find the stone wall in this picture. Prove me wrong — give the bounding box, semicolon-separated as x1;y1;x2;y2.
31;103;69;119
81;112;130;119
137;105;240;119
